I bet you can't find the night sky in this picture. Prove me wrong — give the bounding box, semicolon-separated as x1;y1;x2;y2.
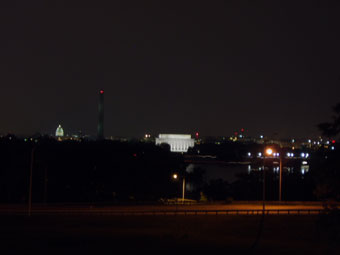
1;1;339;139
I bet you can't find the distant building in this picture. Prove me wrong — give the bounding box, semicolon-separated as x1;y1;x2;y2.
156;134;195;152
55;125;64;137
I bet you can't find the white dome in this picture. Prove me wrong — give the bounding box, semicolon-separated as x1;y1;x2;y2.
56;125;64;137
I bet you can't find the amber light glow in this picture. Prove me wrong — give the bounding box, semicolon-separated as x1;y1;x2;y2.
265;148;273;156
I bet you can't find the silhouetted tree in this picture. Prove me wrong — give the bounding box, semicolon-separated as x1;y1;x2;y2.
312;103;340;201
318;103;340;139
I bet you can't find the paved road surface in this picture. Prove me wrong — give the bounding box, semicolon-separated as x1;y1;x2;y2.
0;202;333;215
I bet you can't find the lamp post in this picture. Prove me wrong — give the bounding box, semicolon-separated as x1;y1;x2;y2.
264;148;283;204
279;153;282;202
263;148;273;211
172;173;185;204
28;146;36;216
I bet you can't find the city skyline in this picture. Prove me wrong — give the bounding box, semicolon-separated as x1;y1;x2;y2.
1;2;339;138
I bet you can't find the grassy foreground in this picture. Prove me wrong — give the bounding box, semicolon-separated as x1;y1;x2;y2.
0;214;339;254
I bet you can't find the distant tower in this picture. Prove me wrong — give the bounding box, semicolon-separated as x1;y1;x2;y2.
97;90;104;140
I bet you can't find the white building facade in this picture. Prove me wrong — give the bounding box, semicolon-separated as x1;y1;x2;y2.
155;134;195;153
55;124;64;137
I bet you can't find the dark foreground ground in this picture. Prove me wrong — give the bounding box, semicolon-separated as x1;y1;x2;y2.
0;214;339;255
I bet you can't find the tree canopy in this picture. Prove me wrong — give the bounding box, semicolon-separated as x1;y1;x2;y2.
318;103;340;139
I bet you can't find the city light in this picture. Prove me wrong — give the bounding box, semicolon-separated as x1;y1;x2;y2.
265;148;273;156
286;152;294;158
172;174;178;179
247;152;251;157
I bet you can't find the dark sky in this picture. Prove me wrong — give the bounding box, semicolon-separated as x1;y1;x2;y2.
1;1;339;139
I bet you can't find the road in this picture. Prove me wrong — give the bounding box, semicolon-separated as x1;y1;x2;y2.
0;201;333;216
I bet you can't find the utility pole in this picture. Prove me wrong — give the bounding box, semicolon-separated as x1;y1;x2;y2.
28;146;35;216
279;155;283;202
182;177;185;204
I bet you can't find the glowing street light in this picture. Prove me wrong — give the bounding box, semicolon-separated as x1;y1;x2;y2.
264;147;283;202
265;148;273;156
172;173;185;204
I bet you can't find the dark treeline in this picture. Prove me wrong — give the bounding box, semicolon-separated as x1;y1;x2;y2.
0;135;339;204
0;136;183;203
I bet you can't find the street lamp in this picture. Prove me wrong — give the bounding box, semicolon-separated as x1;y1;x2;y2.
264;147;283;204
172;173;185;204
28;146;36;216
262;148;272;211
265;148;273;156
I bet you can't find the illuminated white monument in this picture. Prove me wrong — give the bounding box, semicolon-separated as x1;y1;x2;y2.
55;124;64;137
156;134;195;152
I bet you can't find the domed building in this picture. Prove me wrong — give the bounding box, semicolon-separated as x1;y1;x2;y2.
55;124;64;138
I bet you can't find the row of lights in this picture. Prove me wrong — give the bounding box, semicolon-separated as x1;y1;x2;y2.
248;151;310;158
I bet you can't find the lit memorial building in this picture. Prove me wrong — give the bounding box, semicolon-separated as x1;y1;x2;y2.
55;124;64;141
155;134;195;153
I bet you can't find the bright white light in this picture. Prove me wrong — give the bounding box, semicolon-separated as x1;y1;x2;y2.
247;152;251;157
287;152;291;157
292;139;295;143
301;153;305;158
277;153;280;157
326;141;330;145
291;153;294;157
306;153;309;158
308;139;311;143
331;146;335;150
258;152;262;157
302;161;308;165
260;135;264;139
266;148;273;155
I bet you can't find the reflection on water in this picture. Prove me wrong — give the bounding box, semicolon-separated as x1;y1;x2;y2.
197;163;310;183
